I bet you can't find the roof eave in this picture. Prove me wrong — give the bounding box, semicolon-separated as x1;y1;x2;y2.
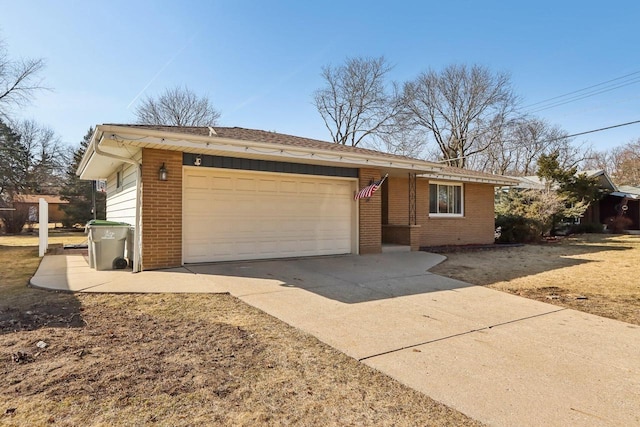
76;128;103;179
418;172;519;186
97;124;443;174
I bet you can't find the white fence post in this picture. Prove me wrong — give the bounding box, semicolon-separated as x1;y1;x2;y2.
38;198;48;257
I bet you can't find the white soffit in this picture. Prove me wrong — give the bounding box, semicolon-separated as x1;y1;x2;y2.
79;140;141;180
100;126;442;174
419;172;519;186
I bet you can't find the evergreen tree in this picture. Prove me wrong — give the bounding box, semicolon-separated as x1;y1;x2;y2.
536;151;600;234
60;128;105;226
495;152;603;241
0;120;28;233
0;119;28;199
537;151;603;205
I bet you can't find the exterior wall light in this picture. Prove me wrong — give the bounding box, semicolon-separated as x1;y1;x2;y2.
159;163;168;181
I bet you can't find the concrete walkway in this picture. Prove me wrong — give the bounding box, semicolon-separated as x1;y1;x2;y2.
31;253;640;427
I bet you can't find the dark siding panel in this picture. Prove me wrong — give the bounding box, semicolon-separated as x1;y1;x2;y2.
183;153;358;178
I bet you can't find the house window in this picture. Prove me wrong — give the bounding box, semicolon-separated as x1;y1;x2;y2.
116;169;123;191
429;183;463;216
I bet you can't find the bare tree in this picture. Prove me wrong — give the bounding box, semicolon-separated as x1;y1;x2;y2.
0;39;47;119
18;119;67;189
582;149;612;172
616;140;640;186
0;118;67;233
3;119;67;195
467;117;589;175
585;139;640;186
372;125;428;158
135;85;221;126
402;64;518;167
313;56;400;147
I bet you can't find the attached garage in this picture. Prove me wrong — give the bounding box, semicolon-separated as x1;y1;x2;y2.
80;124;507;272
183;167;358;263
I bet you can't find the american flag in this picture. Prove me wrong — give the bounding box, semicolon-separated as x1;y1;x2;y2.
354;174;388;200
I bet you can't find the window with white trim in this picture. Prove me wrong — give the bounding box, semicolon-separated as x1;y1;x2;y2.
116;168;123;191
429;183;463;216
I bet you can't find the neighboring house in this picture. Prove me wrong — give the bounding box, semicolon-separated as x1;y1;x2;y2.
77;124;517;272
601;185;640;230
12;195;69;224
508;170;640;230
507;170;617;193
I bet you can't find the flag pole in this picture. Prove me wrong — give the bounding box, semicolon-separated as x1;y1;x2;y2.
354;173;389;201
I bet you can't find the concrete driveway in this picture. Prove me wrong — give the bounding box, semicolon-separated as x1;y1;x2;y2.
32;252;640;426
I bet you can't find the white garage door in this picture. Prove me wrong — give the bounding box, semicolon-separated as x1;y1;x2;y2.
183;168;356;263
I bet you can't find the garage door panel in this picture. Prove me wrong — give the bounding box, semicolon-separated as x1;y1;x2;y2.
317;182;339;194
280;180;297;193
333;183;352;195
236;178;256;191
184;174;209;189
184;169;355;263
257;179;278;192
211;176;233;190
298;182;316;194
183;242;213;262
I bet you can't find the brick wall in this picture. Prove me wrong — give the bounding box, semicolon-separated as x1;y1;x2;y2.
387;176;409;224
382;224;421;250
141;148;183;270
382;225;408;244
358;168;382;254
418;180;496;246
383;176;421;250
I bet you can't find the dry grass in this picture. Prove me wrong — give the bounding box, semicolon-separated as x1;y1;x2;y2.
430;234;640;325
0;230;87;247
0;232;86;300
0;234;481;426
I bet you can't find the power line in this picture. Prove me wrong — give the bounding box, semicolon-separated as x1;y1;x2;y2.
544;119;640;142
526;78;640;114
521;69;640;110
457;118;640;151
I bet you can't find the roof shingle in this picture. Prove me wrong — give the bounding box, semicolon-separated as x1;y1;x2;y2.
110;124;423;163
105;124;516;184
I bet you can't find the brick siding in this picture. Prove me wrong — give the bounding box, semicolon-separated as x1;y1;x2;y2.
358;168;382;254
418;181;495;246
383;176;495;247
386;176;409;224
141;148;183;270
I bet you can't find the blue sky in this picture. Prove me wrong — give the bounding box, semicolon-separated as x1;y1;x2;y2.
2;0;640;153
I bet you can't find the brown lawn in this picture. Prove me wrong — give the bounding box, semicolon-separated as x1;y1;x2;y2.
1;233;481;426
430;234;640;325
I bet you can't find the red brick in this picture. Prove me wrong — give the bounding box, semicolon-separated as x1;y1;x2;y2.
358;168;382;254
140;148;183;270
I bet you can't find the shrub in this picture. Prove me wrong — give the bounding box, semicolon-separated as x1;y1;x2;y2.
495;214;541;243
0;204;29;234
606;216;633;234
569;222;604;235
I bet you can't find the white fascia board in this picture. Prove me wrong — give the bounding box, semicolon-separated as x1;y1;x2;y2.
76;128;101;177
418;172;519;186
99;125;443;173
78;128;142;180
611;191;640;200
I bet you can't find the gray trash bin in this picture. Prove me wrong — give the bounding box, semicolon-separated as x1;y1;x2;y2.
86;220;130;270
86;226;95;269
125;226;135;267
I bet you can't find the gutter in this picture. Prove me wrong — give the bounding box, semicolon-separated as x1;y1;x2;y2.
88;130;143;273
98;124;444;174
418;172;520;186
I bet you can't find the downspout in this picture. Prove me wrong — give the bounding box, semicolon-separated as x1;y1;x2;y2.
92;133;143;273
